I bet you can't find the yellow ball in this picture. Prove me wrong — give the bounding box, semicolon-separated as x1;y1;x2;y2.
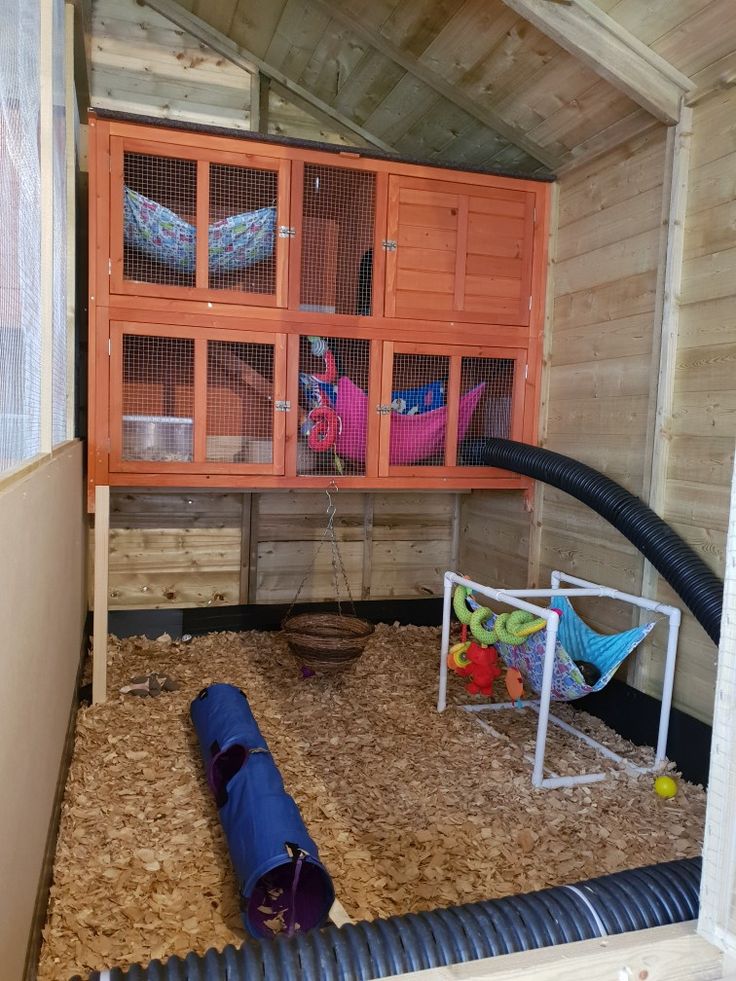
654;775;678;799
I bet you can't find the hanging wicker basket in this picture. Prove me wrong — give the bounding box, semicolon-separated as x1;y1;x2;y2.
282;612;374;671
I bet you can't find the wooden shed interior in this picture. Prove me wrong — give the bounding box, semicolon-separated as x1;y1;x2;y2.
2;0;736;978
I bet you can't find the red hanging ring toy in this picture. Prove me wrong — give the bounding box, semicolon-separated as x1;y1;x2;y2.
307;406;340;452
312;349;337;384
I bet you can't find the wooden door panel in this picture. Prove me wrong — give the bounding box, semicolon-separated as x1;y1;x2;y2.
386;175;535;326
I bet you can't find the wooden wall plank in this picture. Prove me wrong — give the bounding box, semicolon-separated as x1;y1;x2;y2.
100;490;457;609
458;490;531;589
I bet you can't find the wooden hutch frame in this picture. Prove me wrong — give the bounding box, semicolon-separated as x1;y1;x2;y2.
88;111;552;701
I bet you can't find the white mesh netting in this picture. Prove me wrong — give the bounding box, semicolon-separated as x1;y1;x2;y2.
0;0;70;473
52;0;68;445
0;0;42;471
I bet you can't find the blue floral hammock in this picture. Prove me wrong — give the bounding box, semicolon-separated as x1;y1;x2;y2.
469;595;656;701
123;186;276;274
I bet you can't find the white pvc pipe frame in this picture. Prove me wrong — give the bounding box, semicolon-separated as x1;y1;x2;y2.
438;570;681;789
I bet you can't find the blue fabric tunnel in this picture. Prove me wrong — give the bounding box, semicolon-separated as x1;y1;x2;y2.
190;684;335;939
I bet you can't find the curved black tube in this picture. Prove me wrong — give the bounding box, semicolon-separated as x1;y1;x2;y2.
481;438;723;644
78;857;701;981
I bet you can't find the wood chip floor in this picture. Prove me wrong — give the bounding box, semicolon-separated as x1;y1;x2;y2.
38;626;706;980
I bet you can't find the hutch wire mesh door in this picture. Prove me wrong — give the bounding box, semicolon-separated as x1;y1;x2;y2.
378;342;526;477
296;163;377;317
287;333;380;479
110;322;287;475
110;137;291;306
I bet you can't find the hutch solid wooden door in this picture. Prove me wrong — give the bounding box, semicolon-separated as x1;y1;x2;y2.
383;175;536;327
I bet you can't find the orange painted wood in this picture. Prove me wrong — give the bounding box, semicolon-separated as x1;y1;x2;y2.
377;340;394;477
286;158;305;313
103;472;531;491
195;161;209;291
193;339;208;460
272;333;287;476
275;158;291;309
283;332;301;477
387;174;537;327
444;356;461;468
88;115;550;500
364;339;382;479
371;172;388;320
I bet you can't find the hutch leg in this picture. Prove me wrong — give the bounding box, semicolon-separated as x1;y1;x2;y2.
92;484;110;704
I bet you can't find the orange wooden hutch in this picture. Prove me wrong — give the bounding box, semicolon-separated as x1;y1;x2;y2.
87;112;552;509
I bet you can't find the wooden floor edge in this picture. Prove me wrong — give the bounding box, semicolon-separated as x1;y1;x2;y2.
385;922;725;980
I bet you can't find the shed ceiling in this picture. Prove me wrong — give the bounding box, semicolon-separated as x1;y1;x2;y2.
88;0;736;176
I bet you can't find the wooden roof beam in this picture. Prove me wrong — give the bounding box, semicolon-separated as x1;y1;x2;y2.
304;0;557;171
139;0;397;152
500;0;694;124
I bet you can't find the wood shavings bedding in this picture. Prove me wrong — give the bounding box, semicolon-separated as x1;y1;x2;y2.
38;625;706;980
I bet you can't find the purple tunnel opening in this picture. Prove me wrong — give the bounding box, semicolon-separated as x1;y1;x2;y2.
248;859;334;937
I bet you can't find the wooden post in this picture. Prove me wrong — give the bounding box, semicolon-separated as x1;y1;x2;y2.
92;484;111;704
699;452;736;967
527;182;559;588
450;493;462;572
250;71;270;134
239;492;252;603
247;494;260;604
361;494;374;599
632;107;693;687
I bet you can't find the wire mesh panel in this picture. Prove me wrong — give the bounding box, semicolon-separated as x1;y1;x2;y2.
457;356;515;466
388;353;450;468
123;152;197;288
297;335;371;477
209;163;277;295
0;0;41;472
207;340;274;464
121;334;194;462
51;0;67;445
300;165;376;316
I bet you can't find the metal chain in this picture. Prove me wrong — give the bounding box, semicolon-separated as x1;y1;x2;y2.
284;483;356;621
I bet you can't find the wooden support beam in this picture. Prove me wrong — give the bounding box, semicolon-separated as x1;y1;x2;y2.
92;484;111;704
499;0;693;124
304;0;555;171
249;71;270;134
699;453;736;962
361;495;374;600
527;182;559;588
140;0;396;152
632;107;692;688
68;0;91;113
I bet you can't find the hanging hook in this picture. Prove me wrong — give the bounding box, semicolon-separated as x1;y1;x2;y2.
324;482;338;534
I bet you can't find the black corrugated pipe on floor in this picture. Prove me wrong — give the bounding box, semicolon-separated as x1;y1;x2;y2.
76;857;701;981
481;438;723;644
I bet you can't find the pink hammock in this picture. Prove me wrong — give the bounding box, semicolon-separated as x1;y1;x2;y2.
334;377;486;465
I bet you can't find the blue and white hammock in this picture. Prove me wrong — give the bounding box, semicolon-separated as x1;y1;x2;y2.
123;186;276;274
467;595;656;701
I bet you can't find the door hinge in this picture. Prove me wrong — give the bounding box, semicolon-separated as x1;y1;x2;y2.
524;364;528;381
278;226;296;239
108;338;112;356
108;258;112;276
376;404;392;415
528;294;533;311
382;240;397;252
275;399;291;412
